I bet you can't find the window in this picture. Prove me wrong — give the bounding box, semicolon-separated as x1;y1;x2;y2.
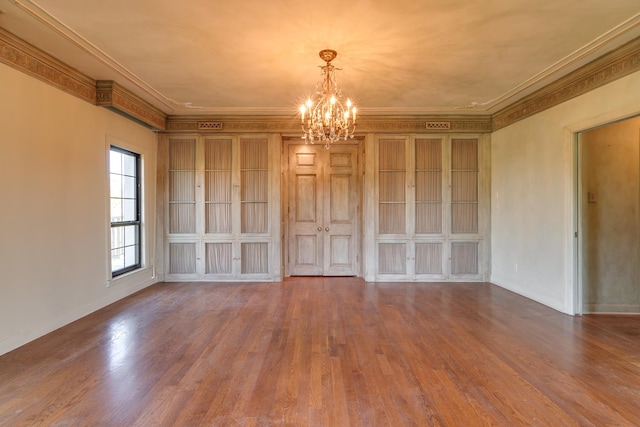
110;146;141;276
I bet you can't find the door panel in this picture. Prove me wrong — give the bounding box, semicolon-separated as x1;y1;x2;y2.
289;145;324;275
288;144;358;276
324;148;358;275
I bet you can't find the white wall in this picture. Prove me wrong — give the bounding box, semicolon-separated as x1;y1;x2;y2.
0;63;159;355
491;70;640;314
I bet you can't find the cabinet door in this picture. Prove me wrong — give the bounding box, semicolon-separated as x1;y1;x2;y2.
166;137;198;280
376;137;409;278
168;138;197;234
449;138;481;278
414;137;446;278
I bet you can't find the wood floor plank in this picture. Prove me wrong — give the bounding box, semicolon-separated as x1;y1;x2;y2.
1;278;640;426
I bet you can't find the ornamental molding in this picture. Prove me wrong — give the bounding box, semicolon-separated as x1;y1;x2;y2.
164;115;492;134
0;27;95;104
96;81;167;130
493;36;640;131
3;25;639;135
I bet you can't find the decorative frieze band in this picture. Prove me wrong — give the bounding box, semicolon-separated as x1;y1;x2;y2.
0;27;96;104
96;81;167;130
164;115;492;134
493;36;640;130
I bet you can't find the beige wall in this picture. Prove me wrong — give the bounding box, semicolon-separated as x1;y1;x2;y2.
491;70;640;314
580;117;640;312
0;63;159;355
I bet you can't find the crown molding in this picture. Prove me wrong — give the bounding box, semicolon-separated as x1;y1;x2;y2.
6;0;186;112
0;28;167;130
164;114;492;134
492;35;640;131
0;27;95;103
2;23;639;135
96;81;167;131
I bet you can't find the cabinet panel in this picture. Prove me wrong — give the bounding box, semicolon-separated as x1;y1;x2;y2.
205;243;232;274
241;242;269;274
169;242;197;274
451;242;479;275
378;243;406;275
415;243;443;275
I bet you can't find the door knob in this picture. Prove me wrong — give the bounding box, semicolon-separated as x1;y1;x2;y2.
318;227;322;231
325;227;329;232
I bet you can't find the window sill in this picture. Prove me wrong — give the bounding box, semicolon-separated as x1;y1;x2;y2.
107;266;155;288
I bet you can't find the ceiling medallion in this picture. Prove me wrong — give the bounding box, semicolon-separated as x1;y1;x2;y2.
299;49;357;149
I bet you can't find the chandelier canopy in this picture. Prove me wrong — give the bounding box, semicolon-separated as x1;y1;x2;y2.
299;49;357;148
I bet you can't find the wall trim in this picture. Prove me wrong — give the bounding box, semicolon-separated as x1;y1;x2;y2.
164;114;492;134
0;27;96;104
97;80;167;130
0;28;167;130
490;277;567;314
493;36;640;131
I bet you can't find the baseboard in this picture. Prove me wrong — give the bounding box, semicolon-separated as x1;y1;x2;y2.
584;303;640;314
489;277;568;314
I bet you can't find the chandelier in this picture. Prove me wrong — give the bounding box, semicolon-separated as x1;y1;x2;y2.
299;49;357;148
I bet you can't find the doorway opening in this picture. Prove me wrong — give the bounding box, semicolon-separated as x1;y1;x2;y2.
283;139;362;277
577;115;640;313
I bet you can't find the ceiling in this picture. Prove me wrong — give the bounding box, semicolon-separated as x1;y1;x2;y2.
1;0;639;117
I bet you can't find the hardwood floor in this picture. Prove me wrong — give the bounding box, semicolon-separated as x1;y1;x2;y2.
1;278;640;426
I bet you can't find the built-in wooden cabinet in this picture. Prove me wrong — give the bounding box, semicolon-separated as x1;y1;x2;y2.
159;130;488;282
161;134;280;281
374;134;489;281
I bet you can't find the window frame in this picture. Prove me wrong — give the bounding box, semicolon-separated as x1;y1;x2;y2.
109;145;142;277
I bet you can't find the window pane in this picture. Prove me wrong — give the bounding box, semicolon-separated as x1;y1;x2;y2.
111;199;123;222
123;176;136;198
124;245;137;267
123;154;136;176
110;174;122;198
111;227;124;250
123;199;136;221
111;248;124;271
110;151;122;174
124;225;137;246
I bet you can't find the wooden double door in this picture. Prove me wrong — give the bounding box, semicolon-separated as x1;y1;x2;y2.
287;143;359;276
